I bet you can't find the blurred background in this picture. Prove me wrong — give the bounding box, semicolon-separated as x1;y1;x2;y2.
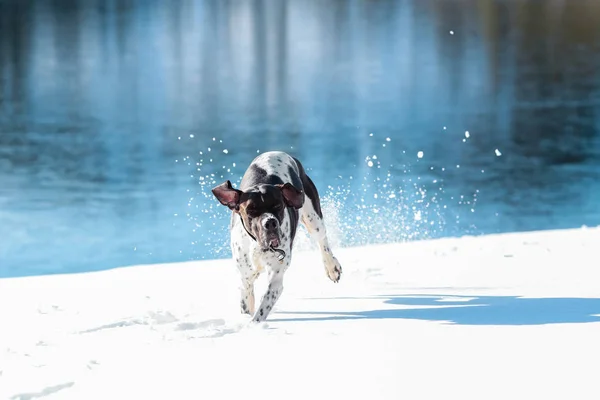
1;0;600;278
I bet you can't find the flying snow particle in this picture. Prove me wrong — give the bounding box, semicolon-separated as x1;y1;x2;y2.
495;149;502;156
465;131;470;138
367;160;374;167
223;149;229;154
414;210;422;221
417;151;424;159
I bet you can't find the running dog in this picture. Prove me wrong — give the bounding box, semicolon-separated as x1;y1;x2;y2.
211;151;342;322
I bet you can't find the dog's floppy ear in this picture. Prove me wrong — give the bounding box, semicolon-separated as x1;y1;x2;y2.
277;183;304;209
212;180;243;210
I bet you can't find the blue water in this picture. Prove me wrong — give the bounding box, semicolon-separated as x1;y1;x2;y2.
1;0;600;278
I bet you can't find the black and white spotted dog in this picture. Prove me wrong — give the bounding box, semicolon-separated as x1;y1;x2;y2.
212;151;342;323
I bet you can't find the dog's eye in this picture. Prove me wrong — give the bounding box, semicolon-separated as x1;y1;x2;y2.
246;207;261;217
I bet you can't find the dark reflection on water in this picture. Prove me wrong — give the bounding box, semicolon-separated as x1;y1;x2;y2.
1;0;600;277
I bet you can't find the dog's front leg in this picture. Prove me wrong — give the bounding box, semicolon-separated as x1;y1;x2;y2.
231;226;259;316
252;262;288;323
233;249;259;316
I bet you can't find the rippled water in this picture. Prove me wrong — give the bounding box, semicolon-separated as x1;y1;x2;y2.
1;0;600;277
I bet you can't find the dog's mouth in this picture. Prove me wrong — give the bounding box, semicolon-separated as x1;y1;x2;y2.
260;238;280;251
258;236;286;262
259;230;281;249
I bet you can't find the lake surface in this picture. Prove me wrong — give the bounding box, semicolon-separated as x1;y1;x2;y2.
1;0;600;278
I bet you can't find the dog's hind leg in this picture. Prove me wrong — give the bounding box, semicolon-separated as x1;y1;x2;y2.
298;173;342;283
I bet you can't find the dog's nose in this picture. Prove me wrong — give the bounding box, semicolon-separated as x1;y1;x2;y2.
264;217;278;231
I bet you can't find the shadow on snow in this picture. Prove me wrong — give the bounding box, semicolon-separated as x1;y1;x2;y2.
271;294;600;326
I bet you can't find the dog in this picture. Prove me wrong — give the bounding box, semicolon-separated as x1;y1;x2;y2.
211;151;342;322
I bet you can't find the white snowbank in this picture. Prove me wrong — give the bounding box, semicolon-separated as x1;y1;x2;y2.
1;227;600;400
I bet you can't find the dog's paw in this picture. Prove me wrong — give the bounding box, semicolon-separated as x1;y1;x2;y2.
326;257;342;283
240;299;254;316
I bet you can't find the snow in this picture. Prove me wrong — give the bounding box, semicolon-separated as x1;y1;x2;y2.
2;227;600;400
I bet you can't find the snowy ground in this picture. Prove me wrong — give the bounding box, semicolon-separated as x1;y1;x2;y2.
1;227;600;400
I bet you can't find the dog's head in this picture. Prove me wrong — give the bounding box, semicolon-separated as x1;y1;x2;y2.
212;180;304;250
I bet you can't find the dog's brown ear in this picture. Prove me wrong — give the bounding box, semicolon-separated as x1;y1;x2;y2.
212;180;243;210
277;183;304;209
